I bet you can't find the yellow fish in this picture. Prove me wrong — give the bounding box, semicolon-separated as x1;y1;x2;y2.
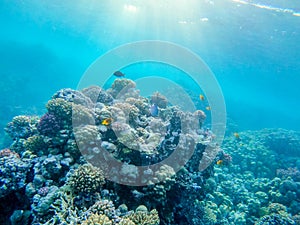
101;118;113;126
205;106;211;111
233;132;240;139
199;94;205;101
216;160;223;165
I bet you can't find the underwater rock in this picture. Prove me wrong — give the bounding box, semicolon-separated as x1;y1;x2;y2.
9;210;31;225
31;185;59;218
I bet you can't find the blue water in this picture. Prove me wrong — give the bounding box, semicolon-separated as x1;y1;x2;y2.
1;0;300;142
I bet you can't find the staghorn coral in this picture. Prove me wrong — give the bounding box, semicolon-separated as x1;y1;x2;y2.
67;164;105;194
5;115;39;139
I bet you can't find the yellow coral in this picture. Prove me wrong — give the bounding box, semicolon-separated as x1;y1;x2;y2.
124;208;159;225
80;213;112;225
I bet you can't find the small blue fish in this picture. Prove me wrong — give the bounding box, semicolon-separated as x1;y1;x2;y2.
149;104;158;117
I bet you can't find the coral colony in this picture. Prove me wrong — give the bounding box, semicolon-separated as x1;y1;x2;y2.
1;79;300;225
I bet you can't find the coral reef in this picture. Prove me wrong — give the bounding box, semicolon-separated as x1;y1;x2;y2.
5;79;300;225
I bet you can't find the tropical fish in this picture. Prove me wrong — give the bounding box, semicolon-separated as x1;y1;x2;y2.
149;104;158;117
233;132;240;139
113;71;125;77
205;106;211;111
216;160;223;165
199;94;205;101
102;118;113;126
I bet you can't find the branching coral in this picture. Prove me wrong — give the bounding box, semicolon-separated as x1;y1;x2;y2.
124;206;160;225
67;164;105;194
81;213;112;225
